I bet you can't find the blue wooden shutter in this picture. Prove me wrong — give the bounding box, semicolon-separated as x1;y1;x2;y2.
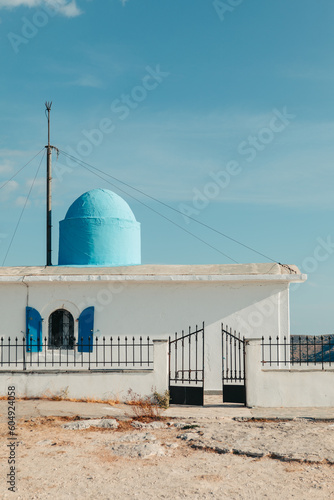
78;307;94;353
26;307;42;352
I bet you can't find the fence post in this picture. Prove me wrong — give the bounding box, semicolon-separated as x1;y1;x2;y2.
152;340;169;396
244;338;262;407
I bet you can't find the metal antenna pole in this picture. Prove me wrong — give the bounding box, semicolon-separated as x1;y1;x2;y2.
45;102;52;266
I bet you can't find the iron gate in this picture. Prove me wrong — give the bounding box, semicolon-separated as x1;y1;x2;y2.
169;323;204;406
222;324;246;404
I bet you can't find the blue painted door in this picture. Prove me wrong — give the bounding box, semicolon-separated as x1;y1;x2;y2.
78;307;94;353
26;307;42;352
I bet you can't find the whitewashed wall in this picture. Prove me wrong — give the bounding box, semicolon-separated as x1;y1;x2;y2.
245;339;334;407
0;272;303;396
1;340;168;401
0;278;292;338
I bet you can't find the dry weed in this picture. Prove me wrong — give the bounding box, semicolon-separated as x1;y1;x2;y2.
126;390;163;420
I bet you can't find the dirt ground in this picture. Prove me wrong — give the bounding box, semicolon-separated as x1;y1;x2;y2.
1;415;334;500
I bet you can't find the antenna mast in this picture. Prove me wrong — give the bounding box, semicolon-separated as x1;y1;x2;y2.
45;102;58;267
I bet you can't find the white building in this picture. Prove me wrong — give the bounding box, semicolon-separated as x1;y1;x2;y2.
0;188;307;405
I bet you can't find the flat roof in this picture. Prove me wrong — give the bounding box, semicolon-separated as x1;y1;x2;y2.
0;263;306;283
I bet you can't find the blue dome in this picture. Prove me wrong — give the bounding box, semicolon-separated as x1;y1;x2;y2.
58;188;141;267
65;188;136;222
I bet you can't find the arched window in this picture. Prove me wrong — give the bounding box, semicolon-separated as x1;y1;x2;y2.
48;309;74;349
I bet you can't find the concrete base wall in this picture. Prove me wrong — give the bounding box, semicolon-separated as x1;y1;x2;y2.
1;340;168;402
246;339;334;407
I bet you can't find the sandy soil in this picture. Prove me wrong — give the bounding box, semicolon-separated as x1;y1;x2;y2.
1;415;334;500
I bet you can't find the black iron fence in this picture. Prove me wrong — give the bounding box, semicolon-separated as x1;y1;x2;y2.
222;325;246;404
222;325;245;384
168;323;204;386
0;336;154;370
168;323;205;406
262;335;334;369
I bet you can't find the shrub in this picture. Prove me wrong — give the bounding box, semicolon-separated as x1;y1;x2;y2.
126;389;163;420
153;390;170;409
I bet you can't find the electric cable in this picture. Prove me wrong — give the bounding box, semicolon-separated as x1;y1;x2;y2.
2;151;45;266
0;149;45;192
58;149;295;272
60;155;239;263
59;149;276;261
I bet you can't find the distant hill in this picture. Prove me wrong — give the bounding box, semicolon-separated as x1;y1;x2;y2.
290;335;334;364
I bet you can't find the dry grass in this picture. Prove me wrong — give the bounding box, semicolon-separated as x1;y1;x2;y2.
126;391;164;420
0;394;121;406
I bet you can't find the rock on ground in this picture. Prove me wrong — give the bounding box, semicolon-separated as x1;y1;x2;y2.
62;418;119;430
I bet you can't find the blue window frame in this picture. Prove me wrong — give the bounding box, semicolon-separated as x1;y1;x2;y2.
26;307;42;353
78;307;94;353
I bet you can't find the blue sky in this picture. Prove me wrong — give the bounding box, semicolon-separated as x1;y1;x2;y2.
0;0;333;333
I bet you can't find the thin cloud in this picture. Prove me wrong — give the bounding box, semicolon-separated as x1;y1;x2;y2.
0;180;19;202
279;64;334;82
84;112;334;209
0;180;18;192
0;163;12;175
0;149;32;158
15;196;31;207
0;1;82;18
69;75;103;88
25;177;45;197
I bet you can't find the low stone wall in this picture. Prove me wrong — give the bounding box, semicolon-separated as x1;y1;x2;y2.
0;340;168;402
245;339;334;407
